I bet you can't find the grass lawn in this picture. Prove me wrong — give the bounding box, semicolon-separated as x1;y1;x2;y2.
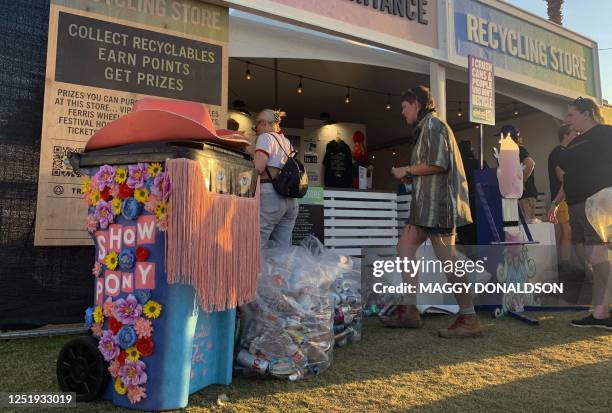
1;312;610;413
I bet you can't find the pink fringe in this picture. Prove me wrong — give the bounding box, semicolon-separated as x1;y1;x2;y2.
165;158;260;311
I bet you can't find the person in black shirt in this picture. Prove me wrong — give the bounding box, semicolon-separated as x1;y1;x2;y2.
547;124;578;265
549;97;612;330
497;125;538;222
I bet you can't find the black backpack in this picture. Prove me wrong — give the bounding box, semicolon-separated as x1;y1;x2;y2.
265;133;308;198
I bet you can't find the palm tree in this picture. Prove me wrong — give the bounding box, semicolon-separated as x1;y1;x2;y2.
545;0;564;25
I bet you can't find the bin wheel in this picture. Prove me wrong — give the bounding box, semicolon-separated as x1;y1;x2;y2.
56;335;109;402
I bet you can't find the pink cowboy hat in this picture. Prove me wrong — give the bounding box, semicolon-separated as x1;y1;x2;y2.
85;98;249;151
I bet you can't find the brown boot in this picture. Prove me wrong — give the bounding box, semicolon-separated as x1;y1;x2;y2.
438;314;483;338
379;305;423;328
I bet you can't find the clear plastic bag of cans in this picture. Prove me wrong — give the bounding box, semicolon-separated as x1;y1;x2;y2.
236;236;351;380
330;257;362;347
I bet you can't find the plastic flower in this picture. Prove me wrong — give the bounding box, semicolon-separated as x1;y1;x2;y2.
142;300;162;319
103;297;115;317
119;248;135;270
108;360;121;378
86;215;98;233
127;385;146;404
110;184;120;198
154;201;168;220
81;177;91;194
95;165;116;190
119;360;147;386
93;306;104;324
145;178;154;192
117;325;137;349
114;167;127;184
144;195;161;214
152;171;171;201
92;261;103;277
117;350;128;365
98;330;120;361
126;346;140;362
147;162;162;178
95;200;114;229
127;163;150;189
89;190;101;206
135;247;149;262
134;317;152;338
111;197;122;215
119;183;134;199
134;187;149;203
105;251;119;270
84;307;94;328
121;197;141;221
135;337;153;357
108;316;122;334
114;377;127;395
113;294;142;325
100;188;111;201
91;323;103;337
134;290;151;305
156;217;168;232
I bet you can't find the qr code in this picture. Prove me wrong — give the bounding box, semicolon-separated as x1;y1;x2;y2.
52;146;83;177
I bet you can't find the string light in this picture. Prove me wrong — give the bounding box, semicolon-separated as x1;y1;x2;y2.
457;101;463;117
385;94;391;110
297;76;303;94
513;102;519;116
345;87;351;104
245;61;252;80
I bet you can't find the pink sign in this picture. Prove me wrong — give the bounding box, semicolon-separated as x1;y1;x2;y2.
136;262;156;290
268;0;438;49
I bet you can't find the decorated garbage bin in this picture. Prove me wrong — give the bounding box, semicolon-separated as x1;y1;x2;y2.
56;99;260;410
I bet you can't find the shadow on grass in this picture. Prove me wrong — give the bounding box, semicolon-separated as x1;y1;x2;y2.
0;311;609;412
406;360;612;413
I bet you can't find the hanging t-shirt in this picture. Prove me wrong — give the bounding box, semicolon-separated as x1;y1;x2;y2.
323;139;353;188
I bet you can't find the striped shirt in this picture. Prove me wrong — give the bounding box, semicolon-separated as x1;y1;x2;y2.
409;113;472;229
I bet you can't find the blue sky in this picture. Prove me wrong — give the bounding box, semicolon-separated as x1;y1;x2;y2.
504;0;612;100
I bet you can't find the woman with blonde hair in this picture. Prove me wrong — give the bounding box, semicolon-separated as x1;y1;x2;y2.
253;109;298;248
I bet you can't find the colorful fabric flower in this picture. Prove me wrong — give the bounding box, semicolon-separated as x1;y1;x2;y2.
134;317;153;338
91;323;103;337
119;360;147;386
84;307;94;328
119;183;135;199
126;346;140;362
111;197;122;215
95;165;116;190
86;215;98;233
92;261;103;277
81;177;91;194
143;195;161;214
105;251;119;270
134;187;149;203
154;201;168;220
127;163;150;189
119;248;135;270
121;197;141;220
110;184;120;198
89;190;101;206
117;325;137;349
113;294;142;325
95;200;114;229
117;350;128;365
157;217;168;232
93;306;104;324
152;171;171;201
114;377;127;395
108;316;122;334
135;247;149;262
127;385;146;404
100;188;111;201
147;162;162;178
142;300;162;319
114;167;127;184
98;330;120;361
108;360;121;378
145;178;154;192
103;297;115;317
135;337;153;357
